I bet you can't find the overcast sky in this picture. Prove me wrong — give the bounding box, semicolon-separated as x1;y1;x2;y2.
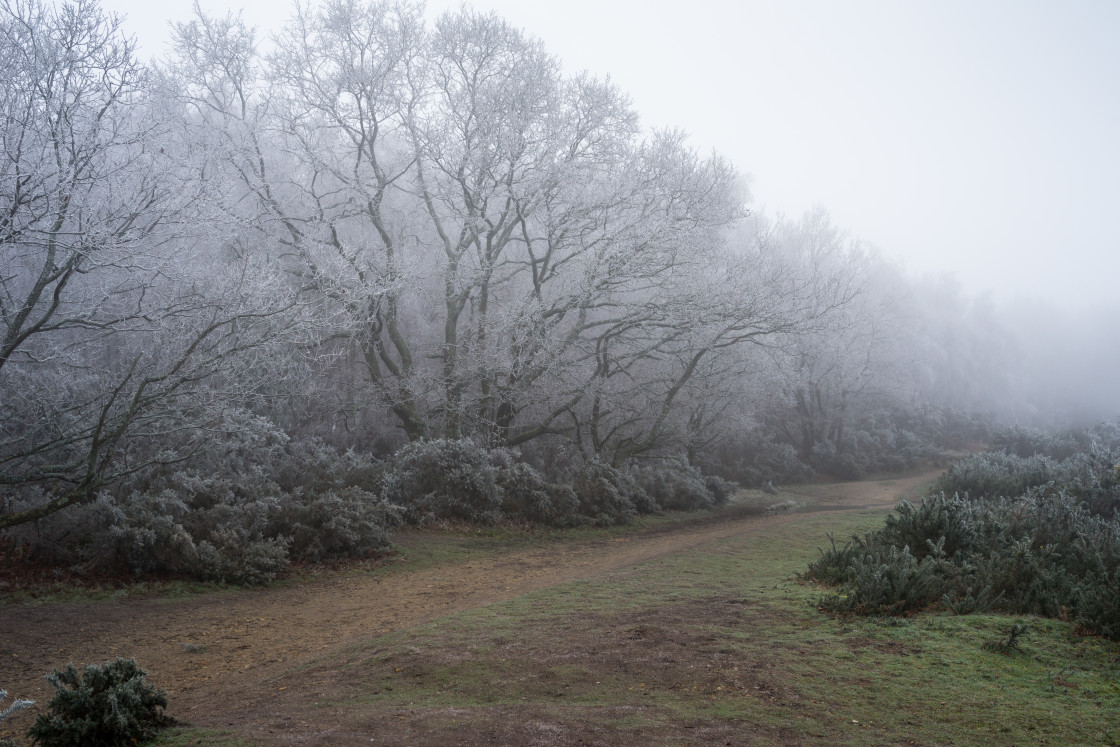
101;0;1120;310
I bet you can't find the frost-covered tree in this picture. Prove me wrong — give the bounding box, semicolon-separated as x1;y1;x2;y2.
0;0;300;529
167;1;768;453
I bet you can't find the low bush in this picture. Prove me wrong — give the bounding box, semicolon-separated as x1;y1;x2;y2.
807;428;1120;638
704;474;740;505
281;487;398;563
711;404;990;487
2;426;736;584
991;421;1120;460
491;455;581;526
26;658;170;746
380;439;504;525
628;460;738;511
934;447;1120;517
1073;564;1120;639
570;459;645;525
377;441;732;527
3;415;395;584
630;460;712;511
730;441;814;487
818;541;950;616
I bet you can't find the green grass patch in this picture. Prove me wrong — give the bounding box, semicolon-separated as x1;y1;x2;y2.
290;506;1120;745
151;726;254;746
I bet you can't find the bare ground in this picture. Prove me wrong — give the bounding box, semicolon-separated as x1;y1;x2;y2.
0;472;935;744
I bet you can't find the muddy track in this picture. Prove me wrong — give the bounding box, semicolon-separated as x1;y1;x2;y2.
0;472;935;740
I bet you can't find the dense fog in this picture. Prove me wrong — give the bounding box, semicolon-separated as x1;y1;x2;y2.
1;0;1115;570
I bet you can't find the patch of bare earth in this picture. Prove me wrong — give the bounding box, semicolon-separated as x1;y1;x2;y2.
0;472;934;744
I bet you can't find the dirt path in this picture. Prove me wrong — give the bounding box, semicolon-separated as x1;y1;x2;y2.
0;472;935;741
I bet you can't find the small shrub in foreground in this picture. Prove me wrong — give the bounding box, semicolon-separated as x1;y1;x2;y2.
26;658;171;746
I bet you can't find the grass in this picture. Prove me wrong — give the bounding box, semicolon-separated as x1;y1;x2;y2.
152;727;254;746
281;507;1120;745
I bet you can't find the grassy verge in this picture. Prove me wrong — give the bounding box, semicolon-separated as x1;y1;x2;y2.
282;507;1120;745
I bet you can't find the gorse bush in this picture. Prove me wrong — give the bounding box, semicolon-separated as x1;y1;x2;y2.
2;427;733;584
381;439;505;525
282;487;398;562
381;440;572;524
489;454;581;526
377;440;735;528
4;414;395;584
570;459;646;525
629;459;734;511
26;658;170;746
704;474;740;505
715;440;812;487
807;426;1120;638
822;541;951;616
991;421;1120;460
934;446;1120;517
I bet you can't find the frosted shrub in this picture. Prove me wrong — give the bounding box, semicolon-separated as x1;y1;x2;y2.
26;658;170;746
808;444;1120;638
809;441;866;481
380;439;503;525
570;460;649;525
877;493;986;561
105;489;198;575
279;487;397;562
115;473;288;583
745;442;814;486
376;441;680;527
704;475;739;505
193;531;289;586
275;437;387;495
935;446;1120;517
992;425;1082;460
819;543;949;616
713;405;986;486
934;452;1064;501
629;460;730;511
494;459;580;525
1074;564;1120;639
108;477;394;581
2;417;395;583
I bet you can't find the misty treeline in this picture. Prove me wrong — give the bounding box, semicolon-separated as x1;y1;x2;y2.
1;0;1112;579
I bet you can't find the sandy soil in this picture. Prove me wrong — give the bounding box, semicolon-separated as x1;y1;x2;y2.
0;472;935;744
